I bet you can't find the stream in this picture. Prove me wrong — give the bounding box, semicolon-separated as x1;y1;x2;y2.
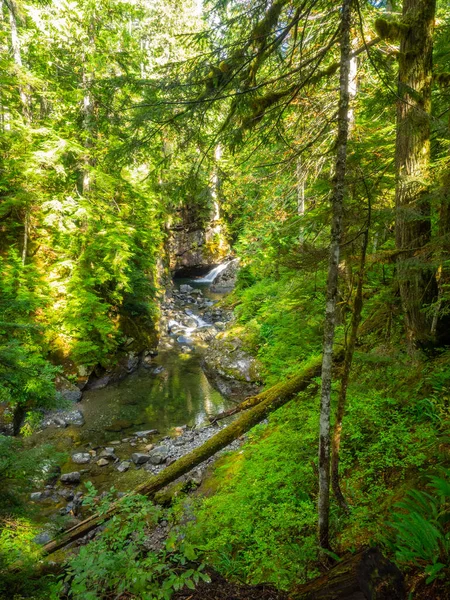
26;268;237;531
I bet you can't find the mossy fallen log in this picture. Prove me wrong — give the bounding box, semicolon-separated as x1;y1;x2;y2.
43;352;341;556
290;547;405;599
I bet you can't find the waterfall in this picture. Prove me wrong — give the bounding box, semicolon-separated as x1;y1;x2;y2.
195;261;230;283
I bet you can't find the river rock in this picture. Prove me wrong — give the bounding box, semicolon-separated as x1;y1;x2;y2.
33;531;53;545
55;375;83;403
189;468;204;486
97;458;109;467
148;445;170;465
116;461;131;473
58;489;74;501
42;409;84;428
60;471;81;484
144;444;154;452
134;429;159;438
30;492;43;501
201;329;263;399
72;452;91;464
179;284;194;293
99;447;116;459
132;453;150;465
106;419;133;432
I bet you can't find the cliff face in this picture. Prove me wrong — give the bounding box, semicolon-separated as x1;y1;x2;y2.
167;201;230;275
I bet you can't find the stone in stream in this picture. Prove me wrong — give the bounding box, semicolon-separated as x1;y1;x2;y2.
62;410;85;426
177;336;193;345
57;489;74;501
179;284;194;293
148;445;170;465
99;447;116;460
144;444;154;452
97;458;109;467
60;472;81;484
132;453;150;465
71;452;91;464
134;429;159;438
105;419;133;432
116;461;131;473
30;492;43;501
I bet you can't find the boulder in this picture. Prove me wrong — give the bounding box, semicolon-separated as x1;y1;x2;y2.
55;375;83;403
116;461;131;473
201;328;263;399
148;445;170;465
60;472;81;485
97;458;109;467
72;452;91;464
179;284;194;293
42;409;84;429
132;453;150;465
99;448;116;461
134;429;159;438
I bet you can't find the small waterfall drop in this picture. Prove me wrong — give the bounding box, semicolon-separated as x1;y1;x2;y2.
195;261;230;284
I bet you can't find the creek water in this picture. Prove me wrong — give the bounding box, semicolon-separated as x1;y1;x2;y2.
27;273;233;516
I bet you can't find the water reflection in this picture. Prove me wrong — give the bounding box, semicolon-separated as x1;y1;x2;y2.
77;347;227;444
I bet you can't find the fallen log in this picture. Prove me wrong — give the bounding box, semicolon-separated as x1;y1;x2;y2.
290;547;405;600
43;351;341;556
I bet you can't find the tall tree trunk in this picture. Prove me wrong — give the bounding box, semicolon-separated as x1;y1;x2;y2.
317;0;353;552
331;201;370;511
394;0;436;349
297;157;306;245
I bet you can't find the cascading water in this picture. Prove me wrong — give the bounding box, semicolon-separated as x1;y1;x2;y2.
195;261;230;283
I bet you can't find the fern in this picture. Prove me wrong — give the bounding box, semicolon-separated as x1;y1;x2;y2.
387;470;450;584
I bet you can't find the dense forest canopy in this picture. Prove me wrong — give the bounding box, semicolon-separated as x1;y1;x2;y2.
0;0;449;598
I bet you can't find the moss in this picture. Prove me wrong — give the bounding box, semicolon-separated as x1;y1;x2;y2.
374;17;410;42
435;72;450;87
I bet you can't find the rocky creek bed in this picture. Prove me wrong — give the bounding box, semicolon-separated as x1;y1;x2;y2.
26;266;260;546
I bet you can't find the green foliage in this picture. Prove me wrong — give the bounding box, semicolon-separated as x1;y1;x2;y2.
179;337;448;590
181;397;321;589
230;270;325;383
386;471;450;585
0;251;60;426
0;435;65;515
53;487;210;600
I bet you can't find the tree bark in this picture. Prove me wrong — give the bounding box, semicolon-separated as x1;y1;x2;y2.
318;0;352;552
394;0;436;349
331;219;369;512
290;547;405;600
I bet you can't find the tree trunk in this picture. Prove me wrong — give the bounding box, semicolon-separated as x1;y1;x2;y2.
318;0;352;552
331;220;369;511
394;0;436;349
290;547;405;600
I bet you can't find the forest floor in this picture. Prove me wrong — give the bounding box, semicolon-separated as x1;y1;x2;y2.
172;569;288;600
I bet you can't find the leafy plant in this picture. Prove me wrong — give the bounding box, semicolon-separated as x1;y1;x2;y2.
387;471;450;584
52;487;210;599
